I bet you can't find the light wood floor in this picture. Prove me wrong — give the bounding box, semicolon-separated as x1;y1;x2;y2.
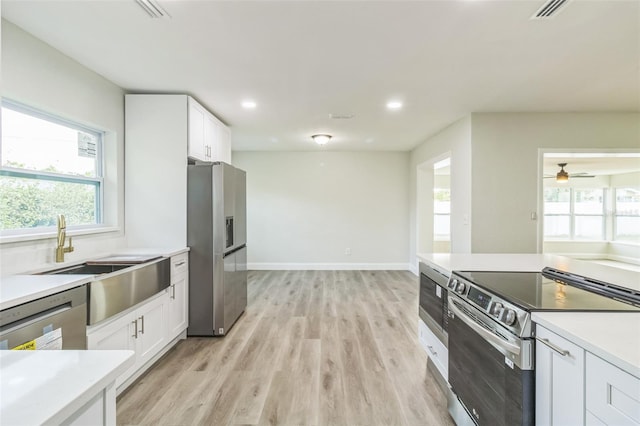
117;270;454;426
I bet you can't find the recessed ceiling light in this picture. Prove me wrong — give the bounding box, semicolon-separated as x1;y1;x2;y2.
242;100;257;109
386;101;403;110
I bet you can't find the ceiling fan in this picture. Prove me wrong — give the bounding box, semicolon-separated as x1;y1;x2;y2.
544;163;595;182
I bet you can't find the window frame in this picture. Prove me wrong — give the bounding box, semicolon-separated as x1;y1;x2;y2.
0;99;105;236
543;187;606;241
613;187;640;242
433;187;451;240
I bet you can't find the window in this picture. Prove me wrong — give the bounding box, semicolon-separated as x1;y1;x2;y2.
614;188;640;242
1;101;103;233
434;188;450;239
543;188;605;240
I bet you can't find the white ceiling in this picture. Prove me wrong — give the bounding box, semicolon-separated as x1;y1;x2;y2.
2;0;639;152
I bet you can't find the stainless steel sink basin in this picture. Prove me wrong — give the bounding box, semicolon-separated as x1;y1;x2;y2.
38;258;171;325
44;263;133;275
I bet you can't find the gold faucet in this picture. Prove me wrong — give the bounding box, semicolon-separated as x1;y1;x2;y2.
55;214;74;262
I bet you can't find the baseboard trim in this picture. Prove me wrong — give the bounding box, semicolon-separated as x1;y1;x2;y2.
248;262;412;271
408;263;419;276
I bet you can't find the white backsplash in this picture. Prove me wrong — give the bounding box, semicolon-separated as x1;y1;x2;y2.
0;233;127;276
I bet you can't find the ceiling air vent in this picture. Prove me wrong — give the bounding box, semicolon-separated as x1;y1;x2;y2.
135;0;171;19
531;0;571;19
329;113;355;120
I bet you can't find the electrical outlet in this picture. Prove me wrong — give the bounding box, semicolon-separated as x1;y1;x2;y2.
345;248;351;255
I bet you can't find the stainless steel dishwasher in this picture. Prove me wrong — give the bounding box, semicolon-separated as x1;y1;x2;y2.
0;286;87;350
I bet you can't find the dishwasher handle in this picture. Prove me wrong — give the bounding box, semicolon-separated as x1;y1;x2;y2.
0;303;72;335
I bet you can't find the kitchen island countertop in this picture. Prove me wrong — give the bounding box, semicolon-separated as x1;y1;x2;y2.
417;252;640;292
0;350;135;425
532;311;640;378
418;253;640;377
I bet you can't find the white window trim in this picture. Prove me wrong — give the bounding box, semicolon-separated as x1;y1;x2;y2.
0;226;120;244
1;99;107;238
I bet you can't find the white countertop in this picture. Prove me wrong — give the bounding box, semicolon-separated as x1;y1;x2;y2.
0;247;190;311
116;246;190;258
533;312;640;378
0;275;93;311
0;350;135;425
417;253;640;292
417;253;566;275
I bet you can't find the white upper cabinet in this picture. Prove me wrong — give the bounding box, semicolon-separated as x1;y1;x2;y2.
216;118;232;164
187;96;229;163
187;98;207;162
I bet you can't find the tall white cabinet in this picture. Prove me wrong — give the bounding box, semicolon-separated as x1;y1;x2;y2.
125;94;231;248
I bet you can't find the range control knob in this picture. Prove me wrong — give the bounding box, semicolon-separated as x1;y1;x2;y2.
449;279;458;290
455;282;466;294
503;309;517;326
491;302;503;317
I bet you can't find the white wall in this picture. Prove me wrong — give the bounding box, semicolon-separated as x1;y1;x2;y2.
233;151;410;269
611;171;640;188
0;20;126;275
470;112;640;253
409;116;472;271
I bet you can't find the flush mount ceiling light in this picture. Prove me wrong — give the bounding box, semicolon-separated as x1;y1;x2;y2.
556;163;569;183
311;134;332;145
386;101;403;110
241;100;257;109
134;0;170;18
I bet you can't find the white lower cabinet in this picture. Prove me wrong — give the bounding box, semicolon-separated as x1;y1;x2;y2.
86;252;189;393
87;292;168;389
535;324;640;426
535;325;585;425
168;253;189;339
586;353;640;426
135;293;168;366
418;319;448;380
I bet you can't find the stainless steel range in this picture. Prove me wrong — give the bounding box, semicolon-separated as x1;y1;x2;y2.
445;267;640;426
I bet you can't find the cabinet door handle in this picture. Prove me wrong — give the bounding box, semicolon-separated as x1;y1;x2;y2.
171;284;176;299
139;316;145;335
174;261;186;267
132;320;138;339
535;336;570;357
427;345;438;357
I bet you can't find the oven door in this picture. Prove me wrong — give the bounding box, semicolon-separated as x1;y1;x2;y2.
448;294;534;426
418;263;448;343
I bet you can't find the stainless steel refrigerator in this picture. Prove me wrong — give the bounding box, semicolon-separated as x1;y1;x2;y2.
187;162;247;336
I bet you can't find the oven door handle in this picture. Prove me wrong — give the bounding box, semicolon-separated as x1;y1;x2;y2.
449;297;521;356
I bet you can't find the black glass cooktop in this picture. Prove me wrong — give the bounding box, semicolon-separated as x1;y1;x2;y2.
454;271;640;312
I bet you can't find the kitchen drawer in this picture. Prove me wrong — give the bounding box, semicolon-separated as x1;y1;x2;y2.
171;253;189;278
586;352;640;426
419;319;448;380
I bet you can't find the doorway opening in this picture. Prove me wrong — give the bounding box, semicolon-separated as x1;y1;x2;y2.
539;151;640;268
416;154;451;255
